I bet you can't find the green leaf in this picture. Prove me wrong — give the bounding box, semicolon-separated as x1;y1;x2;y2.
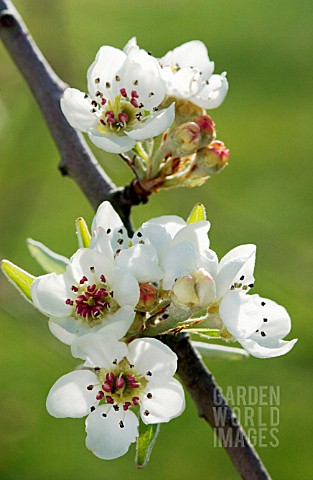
187;203;206;224
27;238;69;274
76;217;91;248
1;259;35;302
192;341;250;360
136;419;160;469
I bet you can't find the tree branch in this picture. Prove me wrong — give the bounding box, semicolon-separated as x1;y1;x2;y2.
0;1;270;478
163;334;270;479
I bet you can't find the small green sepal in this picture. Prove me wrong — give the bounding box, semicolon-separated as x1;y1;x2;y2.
76;217;91;248
135;419;160;469
27;238;69;274
187;203;206;224
1;259;35;302
192;341;250;360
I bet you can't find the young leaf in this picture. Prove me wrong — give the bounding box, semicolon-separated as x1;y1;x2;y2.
192;341;249;360
136;419;160;469
27;238;69;274
76;217;91;248
187;203;206;224
1;259;35;302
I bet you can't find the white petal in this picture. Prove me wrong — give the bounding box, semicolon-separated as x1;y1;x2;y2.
141;378;185;424
143;215;186;238
249;298;292;341
86;405;138;460
127;338;178;381
60;88;99;132
216;244;256;299
88;131;136;154
46;370;98;418
123;49;165;109
161;242;199;290
162;41;214;77
123;37;139;55
107;267;140;307
172;221;211;253
87;46;126;98
192;73;228;109
31;273;72;317
115;244;162;283
125;104;175;141
89;227;115;258
48;316;89;345
71;332;127;368
97;305;135;339
133;223;171;262
164;67;201;98
238;337;298;359
68;248;114;283
198;249;219;278
91;201;124;237
219;291;263;338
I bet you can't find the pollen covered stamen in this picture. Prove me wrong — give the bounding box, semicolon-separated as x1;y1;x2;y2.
65;273;115;322
92;360;148;411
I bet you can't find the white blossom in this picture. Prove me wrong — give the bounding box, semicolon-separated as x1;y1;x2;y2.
46;334;185;460
203;244;297;358
31;247;139;345
124;38;228;109
61;45;175;153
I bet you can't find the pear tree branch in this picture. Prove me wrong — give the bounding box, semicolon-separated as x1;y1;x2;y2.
0;1;270;478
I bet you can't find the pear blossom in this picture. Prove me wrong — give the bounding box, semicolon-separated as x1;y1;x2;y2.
31;247;140;345
61;45;175;153
199;244;297;358
90;200;215;290
124;38;228;109
46;333;185;460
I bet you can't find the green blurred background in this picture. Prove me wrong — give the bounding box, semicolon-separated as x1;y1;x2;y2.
0;0;312;478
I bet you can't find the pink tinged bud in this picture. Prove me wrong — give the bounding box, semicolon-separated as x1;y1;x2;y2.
120;88;127;97
96;391;104;400
194;141;230;175
137;283;159;311
102;382;113;392
118;112;129;124
195;115;215;134
132;397;140;406
106;396;114;404
106;372;114;383
130;98;138;108
170;122;202;156
115;376;125;389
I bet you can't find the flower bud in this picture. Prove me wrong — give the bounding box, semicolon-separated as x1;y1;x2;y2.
191;141;230;176
195;115;216;147
137;283;159;311
171;269;216;310
168;122;202;156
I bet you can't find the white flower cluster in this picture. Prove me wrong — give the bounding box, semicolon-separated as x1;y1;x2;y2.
29;201;297;460
61;39;228;154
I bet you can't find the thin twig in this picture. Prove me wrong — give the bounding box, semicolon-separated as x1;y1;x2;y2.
0;2;270;478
